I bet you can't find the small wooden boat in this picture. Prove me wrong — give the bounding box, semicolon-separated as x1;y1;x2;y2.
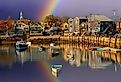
52;51;59;57
51;64;63;77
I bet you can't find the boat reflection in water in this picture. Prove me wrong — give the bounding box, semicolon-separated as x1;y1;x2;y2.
0;46;16;69
0;44;121;69
0;44;121;82
65;47;110;69
15;41;28;51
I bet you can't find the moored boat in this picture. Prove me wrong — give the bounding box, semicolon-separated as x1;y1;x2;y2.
39;46;46;52
88;47;110;51
52;51;59;57
16;40;28;51
51;64;63;77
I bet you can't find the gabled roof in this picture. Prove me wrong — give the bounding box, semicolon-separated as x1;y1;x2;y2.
90;15;113;21
79;17;87;19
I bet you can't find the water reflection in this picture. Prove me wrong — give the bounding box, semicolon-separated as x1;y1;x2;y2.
0;44;121;70
0;44;121;82
0;46;15;69
61;44;121;70
16;48;48;64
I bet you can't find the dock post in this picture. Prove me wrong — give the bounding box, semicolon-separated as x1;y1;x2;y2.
78;36;79;44
84;36;85;45
114;36;117;48
88;37;90;45
119;37;121;49
58;36;60;45
97;36;99;46
109;36;111;47
103;37;105;46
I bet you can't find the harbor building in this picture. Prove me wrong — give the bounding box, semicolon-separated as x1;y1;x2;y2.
88;15;116;36
116;18;121;32
16;11;30;30
68;18;74;32
74;17;88;34
29;22;43;36
68;17;88;34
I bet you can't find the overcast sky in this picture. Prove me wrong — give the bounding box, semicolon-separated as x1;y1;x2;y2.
0;0;120;19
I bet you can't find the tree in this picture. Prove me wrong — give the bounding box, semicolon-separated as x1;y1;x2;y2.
44;15;62;27
0;16;14;33
61;16;70;23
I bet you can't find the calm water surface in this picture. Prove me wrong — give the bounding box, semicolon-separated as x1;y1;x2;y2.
0;44;121;82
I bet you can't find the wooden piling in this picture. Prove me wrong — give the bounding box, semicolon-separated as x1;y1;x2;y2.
114;36;117;48
119;37;121;49
109;36;111;47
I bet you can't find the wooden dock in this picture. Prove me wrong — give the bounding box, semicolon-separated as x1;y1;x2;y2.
28;35;121;49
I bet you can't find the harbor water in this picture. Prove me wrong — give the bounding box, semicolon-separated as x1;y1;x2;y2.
0;44;121;82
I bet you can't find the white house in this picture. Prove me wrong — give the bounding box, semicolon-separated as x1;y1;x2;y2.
30;23;43;36
74;17;88;32
68;18;74;32
15;22;29;31
68;17;88;33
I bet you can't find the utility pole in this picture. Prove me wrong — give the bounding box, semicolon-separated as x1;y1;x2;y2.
112;10;118;33
113;10;116;22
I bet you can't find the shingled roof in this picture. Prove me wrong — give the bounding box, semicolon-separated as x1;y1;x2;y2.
90;15;113;21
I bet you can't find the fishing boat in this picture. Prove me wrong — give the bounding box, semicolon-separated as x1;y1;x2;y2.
52;51;59;57
51;64;63;77
16;40;28;51
50;43;54;47
50;42;57;47
39;46;46;52
88;47;110;51
88;47;99;51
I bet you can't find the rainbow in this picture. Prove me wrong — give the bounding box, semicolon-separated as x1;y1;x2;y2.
38;0;59;20
38;60;60;82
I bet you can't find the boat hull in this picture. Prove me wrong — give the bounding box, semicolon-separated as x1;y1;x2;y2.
16;44;28;51
39;46;46;52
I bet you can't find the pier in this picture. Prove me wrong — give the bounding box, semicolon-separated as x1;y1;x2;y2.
28;35;121;49
0;34;121;50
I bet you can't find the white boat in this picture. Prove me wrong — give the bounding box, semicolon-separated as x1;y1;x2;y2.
50;42;57;47
16;40;28;51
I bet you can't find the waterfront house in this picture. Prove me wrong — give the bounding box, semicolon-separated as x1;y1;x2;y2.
116;18;121;32
60;22;69;30
68;17;88;33
15;11;31;33
88;15;116;35
15;21;30;31
68;18;74;32
30;23;43;36
74;17;88;34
